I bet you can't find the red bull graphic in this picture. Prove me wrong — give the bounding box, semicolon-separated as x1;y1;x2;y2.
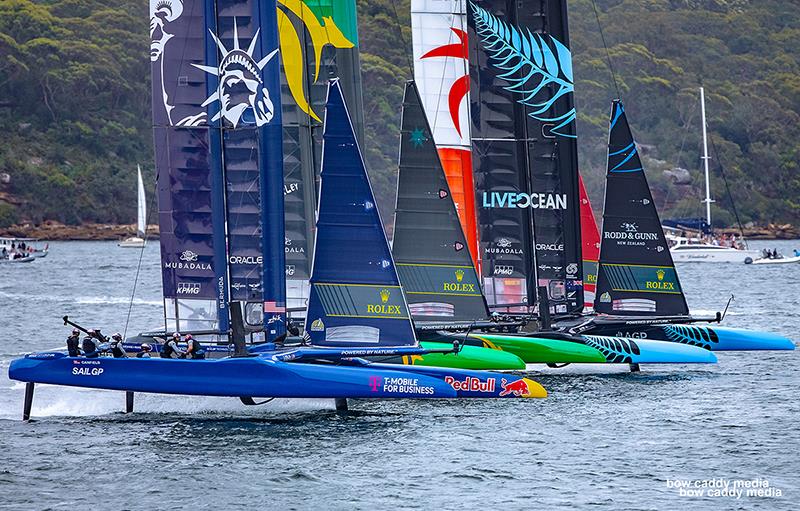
499;378;530;397
444;375;496;393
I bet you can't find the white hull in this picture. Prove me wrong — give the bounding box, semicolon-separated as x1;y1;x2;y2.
0;256;35;263
671;247;760;263
118;237;146;248
746;255;800;265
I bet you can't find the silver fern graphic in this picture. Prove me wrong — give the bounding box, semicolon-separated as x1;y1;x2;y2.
470;2;576;138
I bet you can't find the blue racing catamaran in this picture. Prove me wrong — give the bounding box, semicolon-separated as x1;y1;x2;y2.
7;0;547;420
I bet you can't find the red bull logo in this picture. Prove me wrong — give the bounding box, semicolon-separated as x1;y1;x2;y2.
499;378;530;397
444;376;496;393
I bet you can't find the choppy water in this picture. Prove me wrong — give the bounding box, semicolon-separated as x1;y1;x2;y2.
0;241;797;510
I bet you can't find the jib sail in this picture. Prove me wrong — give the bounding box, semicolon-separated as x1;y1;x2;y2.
151;0;287;339
410;0;480;269
467;0;583;315
277;0;364;308
393;81;489;324
305;80;416;347
594;101;689;316
579;174;600;310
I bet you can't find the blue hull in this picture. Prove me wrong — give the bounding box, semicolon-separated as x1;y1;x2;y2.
585;323;795;351
8;350;546;401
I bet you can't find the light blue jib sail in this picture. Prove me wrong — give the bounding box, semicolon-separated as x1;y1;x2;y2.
304;79;417;348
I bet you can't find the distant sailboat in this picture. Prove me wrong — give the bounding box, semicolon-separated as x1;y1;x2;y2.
118;165;147;248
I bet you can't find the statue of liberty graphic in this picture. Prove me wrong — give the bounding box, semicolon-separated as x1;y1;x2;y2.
150;0;276;128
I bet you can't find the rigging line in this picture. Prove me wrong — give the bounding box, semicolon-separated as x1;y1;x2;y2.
661;98;697;212
708;135;748;248
123;167;153;340
590;0;621;99
388;0;414;76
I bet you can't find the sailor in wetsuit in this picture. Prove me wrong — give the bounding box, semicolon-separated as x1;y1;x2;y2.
109;333;128;358
66;328;81;357
82;329;104;358
184;334;205;360
160;332;186;359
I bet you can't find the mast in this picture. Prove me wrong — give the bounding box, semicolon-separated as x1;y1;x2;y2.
700;87;713;227
136;165;146;238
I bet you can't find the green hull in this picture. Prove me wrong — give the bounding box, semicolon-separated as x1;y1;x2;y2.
470;334;606;364
409;341;526;370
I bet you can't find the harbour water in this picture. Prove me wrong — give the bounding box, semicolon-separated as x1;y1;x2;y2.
0;241;797;509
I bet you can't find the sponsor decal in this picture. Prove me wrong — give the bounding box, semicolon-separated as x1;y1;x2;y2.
366;289;402;316
454;241;464;252
229;255;262;265
231;282;246;290
482;192;567;210
380;376;436;395
369;376;381;392
442;269;476;293
498;378;530;397
177;282;201;295
536;243;564;251
617;331;648;339
604;222;659;245
444;376;496;393
644;269;675;291
494;265;514;276
365;200;374;211
284;182;299;195
599;292;611;303
72;366;105;376
381;259;391;269
310;318;324;331
409;127;428;147
218;277;226;309
284;237;306;254
180;250;198;262
285;264;296;276
566;263;578;277
486;238;523;256
438;189;449;199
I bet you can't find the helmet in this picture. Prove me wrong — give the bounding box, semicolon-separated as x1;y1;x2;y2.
72;328;79;334
185;334;193;340
140;343;152;351
112;333;122;341
172;332;180;339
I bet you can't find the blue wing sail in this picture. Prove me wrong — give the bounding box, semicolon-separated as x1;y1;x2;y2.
305;80;417;348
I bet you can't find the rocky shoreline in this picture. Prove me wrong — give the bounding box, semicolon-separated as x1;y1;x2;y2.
1;221;797;241
0;221;160;241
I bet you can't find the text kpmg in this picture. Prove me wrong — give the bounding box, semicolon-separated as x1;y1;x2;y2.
482;192;568;210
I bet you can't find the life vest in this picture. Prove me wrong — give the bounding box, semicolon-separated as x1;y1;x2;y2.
161;339;179;358
187;339;205;359
67;335;80;357
82;337;99;358
110;341;127;358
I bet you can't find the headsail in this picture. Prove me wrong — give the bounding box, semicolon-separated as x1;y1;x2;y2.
594;101;689;316
136;165;146;238
151;0;287;338
579;174;600;310
411;0;480;269
393;81;489;324
305;80;416;347
466;0;584;315
277;0;365;309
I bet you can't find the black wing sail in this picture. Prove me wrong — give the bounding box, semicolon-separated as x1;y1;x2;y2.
393;81;490;324
594;101;689;316
467;0;583;316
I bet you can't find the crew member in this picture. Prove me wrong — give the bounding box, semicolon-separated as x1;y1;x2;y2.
160;332;185;359
184;334;205;360
66;328;81;357
82;329;103;358
110;333;128;358
136;343;153;358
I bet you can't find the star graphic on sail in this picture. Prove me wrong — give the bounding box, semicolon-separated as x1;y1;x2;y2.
409;128;427;147
420;28;470;138
192;20;278;128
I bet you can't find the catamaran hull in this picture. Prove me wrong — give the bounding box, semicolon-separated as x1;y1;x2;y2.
8;352;546;402
671;248;760;263
583;323;795;351
422;332;717;364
